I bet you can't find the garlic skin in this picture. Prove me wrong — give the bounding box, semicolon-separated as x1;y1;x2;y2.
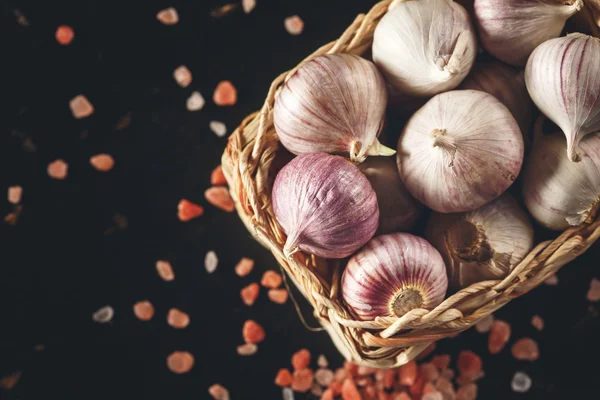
523;133;600;230
397;90;524;213
426;194;534;290
460;61;533;137
372;0;477;97
525;33;600;162
359;157;421;234
273;54;394;163
272;153;379;259
341;233;448;321
474;0;582;66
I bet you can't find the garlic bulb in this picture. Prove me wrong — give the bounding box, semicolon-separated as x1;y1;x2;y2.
523;132;600;230
525;33;600;162
341;233;448;321
272;153;379;259
426;194;534;290
359;157;421;234
273;54;394;163
474;0;583;66
373;0;477;97
397;90;524;213
460;61;533;137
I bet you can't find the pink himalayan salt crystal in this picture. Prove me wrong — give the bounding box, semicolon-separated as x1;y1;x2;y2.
157;8;179;25
8;186;22;204
457;351;482;379
544;274;559;286
48;159;68;180
341;379;361;400
208;384;230;400
242;320;265;344
211;165;227;186
240;283;259;306
422;392;444;400
261;270;283;288
177;199;204;222
531;315;544;331
156;260;175;281
292;348;311;370
268;289;288;304
213;81;237;106
167;351;194;374
488;320;511;354
398;361;417;386
284;15;304;36
435;377;456;398
292;369;314;393
133;300;155;321
55;25;74;45
511;338;540;361
237;343;257;356
587;278;600;302
242;0;256;13
419;363;440;382
92;305;114;323
315;368;334;386
89;154;115;172
209;121;227;137
173;65;192;88
456;383;478;400
70;95;94;119
317;354;328;368
187;91;205;111
432;354;451;371
205;186;235;212
475;314;494;333
275;368;293;387
235;257;254;277
167;308;190;329
205;251;219;273
311;384;323;397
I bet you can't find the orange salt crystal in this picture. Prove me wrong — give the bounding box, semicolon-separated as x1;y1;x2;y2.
205;186;235;212
363;385;377;399
55;25;74;45
242;320;265;344
335;368;349;383
383;369;396;389
409;376;425;398
157;7;179;25
211;165;227;185
587;278;600;302
177;199;204;221
268;289;288;304
284;15;304;36
167;351;194;374
531;315;544;331
456;383;478;400
167;308;190;329
0;371;21;390
7;186;22;204
275;368;293;387
321;388;335;400
69;95;94;119
208;384;230;400
292;368;314;393
240;283;260;306
432;354;451;371
292;348;311;370
398;361;417;386
213;80;237;106
488;320;511;354
261;270;283;288
47;159;68;180
235;257;254;277
457;351;482;379
511;338;540;361
133;300;155;321
422;382;437;394
341;378;361;400
156;260;175;281
419;363;439;382
237;343;257;356
330;380;343;395
90;154;115;172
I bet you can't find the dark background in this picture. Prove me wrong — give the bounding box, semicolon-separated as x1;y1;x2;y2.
1;0;598;399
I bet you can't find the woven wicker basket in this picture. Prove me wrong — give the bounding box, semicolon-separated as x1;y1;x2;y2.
222;0;600;368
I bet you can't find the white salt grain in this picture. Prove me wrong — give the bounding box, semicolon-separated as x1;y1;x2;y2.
475;314;494;333
511;371;532;393
70;95;94;119
315;368;334;386
173;65;192;88
186;91;205;111
205;250;219;273
237;343;257;356
209;121;227;137
284;15;304;36
242;0;256;13
317;354;328;368
157;8;179;25
282;387;295;400
8;186;22;204
92;305;114;323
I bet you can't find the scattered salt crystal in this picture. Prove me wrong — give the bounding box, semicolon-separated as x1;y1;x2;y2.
55;25;74;45
213;81;237;106
186;91;205;111
90;154;115;172
317;354;328;368
235;257;254;277
205;186;235;212
544;274;558;286
47;159;69;180
157;8;179;25
242;0;256;13
475;314;494;333
14;9;29;27
275;368;293;387
0;371;22;390
511;338;539;361
282;387;295;400
457;351;482;379
531;315;544;331
173;65;192;87
240;283;260;306
586;278;600;302
210;3;239;17
167;351;194;374
205;250;219;273
511;371;532;393
310;384;323;396
211;165;227;185
291;348;311;370
261;270;283;288
456;383;478;400
268;289;288;304
8;186;22;204
284;15;304;36
237;343;258;356
92;305;114;323
488;320;511;354
208;384;230;400
341;378;361;400
156;260;175;281
315;368;334;386
178;199;204;222
167;308;190;329
70;95;94;119
422;393;443;400
133;300;155;321
292;369;314;393
209;121;227;137
398;361;417;386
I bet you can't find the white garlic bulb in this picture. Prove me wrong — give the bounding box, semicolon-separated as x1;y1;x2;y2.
373;0;477;97
273;54;394;163
523;132;600;231
397;90;524;213
427;194;534;290
474;0;583;66
525;33;600;162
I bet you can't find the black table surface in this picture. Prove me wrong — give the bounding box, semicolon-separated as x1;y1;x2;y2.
1;0;599;399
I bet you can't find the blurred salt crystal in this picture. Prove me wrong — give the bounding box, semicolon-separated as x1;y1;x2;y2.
47;159;69;180
237;343;257;356
284;15;304;36
186;91;205;111
422;393;443;400
173;65;192;88
157;8;179;25
205;251;219;273
317;354;328;368
511;372;532;393
310;384;322;396
544;274;558;286
208;384;230;400
210;121;227;137
92;305;114;323
587;278;600;302
8;186;22;204
475;314;494;333
90;154;115;172
531;315;544;331
315;369;334;386
242;0;256;13
282;387;294;400
70;95;94;119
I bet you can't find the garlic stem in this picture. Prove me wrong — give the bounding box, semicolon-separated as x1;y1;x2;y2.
431;129;457;152
391;288;423;317
446;31;471;75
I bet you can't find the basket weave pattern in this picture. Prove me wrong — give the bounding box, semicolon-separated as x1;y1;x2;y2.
222;0;600;368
